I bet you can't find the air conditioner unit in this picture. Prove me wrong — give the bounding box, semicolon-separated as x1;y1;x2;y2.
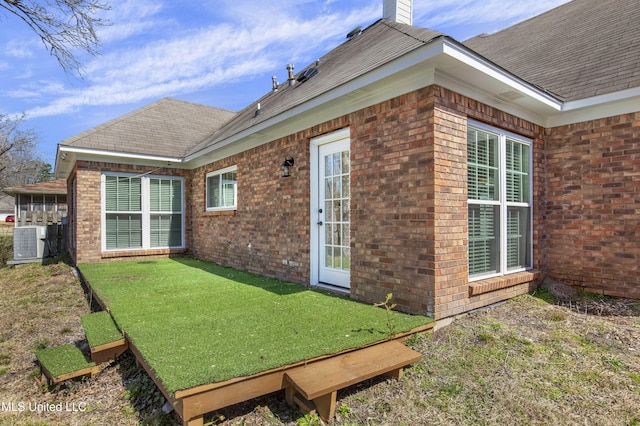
13;226;47;260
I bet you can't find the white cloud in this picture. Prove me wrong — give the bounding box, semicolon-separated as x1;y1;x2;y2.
24;1;379;118
17;0;570;120
415;0;570;37
4;39;35;58
97;0;167;43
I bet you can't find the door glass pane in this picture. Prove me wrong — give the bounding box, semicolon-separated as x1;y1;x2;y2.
342;175;350;198
334;247;342;269
325;201;333;222
342;151;350;173
333;153;342;175
342;203;350;222
325;178;333;199
333;221;341;246
333;177;341;198
325;246;334;267
322;148;350;272
325;224;333;245
325;155;332;176
342;246;350;271
342;224;350;247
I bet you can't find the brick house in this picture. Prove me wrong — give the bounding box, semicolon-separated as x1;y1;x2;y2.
54;0;640;320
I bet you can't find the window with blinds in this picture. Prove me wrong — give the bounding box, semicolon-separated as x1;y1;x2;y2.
150;178;182;248
467;123;532;279
206;166;237;211
103;174;184;251
104;176;142;250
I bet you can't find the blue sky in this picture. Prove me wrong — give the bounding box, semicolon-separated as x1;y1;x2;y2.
0;0;569;168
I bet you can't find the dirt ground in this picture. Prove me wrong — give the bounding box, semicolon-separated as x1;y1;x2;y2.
1;262;639;426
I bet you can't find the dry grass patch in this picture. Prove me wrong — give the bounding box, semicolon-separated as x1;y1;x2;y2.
0;261;177;425
336;291;640;426
1;261;639;426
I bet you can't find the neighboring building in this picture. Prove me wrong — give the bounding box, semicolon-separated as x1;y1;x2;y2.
54;0;640;319
0;193;13;221
2;180;68;226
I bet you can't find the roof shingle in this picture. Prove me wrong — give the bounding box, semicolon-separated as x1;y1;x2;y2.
464;0;640;101
3;179;67;195
187;20;442;157
60;98;236;157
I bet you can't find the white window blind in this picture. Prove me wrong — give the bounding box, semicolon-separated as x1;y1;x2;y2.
104;176;142;250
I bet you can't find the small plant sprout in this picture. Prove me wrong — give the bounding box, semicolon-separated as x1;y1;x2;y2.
374;293;397;338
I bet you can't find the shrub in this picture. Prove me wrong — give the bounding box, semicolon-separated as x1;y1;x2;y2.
0;236;12;267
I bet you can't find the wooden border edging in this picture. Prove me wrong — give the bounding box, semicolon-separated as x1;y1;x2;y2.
173;322;434;425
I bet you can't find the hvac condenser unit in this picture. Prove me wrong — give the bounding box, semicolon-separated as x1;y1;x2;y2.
13;226;47;260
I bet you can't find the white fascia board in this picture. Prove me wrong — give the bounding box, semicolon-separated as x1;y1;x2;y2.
563;86;640;111
440;39;562;111
547;91;640;128
58;145;184;164
543;86;640;127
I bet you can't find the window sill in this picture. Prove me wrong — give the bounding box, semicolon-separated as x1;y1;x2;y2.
468;270;541;297
203;209;236;217
102;248;187;259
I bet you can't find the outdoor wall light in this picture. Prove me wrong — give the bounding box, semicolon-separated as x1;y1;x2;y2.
281;157;294;178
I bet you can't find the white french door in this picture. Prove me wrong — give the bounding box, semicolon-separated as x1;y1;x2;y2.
313;134;351;289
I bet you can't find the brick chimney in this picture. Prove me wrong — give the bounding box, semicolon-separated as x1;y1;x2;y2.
383;0;413;25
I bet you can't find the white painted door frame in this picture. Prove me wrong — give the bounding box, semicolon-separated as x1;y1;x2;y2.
310;127;351;289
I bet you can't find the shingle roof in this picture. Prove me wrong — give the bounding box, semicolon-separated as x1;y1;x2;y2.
60;98;236;157
464;0;640;101
187;20;443;157
3;179;67;195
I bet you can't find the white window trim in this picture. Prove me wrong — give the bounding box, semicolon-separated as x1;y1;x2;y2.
206;165;237;212
468;120;533;282
101;172;185;252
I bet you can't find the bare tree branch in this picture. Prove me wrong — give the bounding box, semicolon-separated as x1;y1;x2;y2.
0;114;43;188
0;0;110;76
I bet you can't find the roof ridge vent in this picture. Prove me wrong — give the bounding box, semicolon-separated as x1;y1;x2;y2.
287;64;295;87
346;26;363;40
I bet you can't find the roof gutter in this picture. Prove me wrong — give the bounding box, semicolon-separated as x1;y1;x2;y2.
58;145;184;164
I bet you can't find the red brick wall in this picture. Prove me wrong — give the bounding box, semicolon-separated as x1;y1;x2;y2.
191;134;311;281
545;113;640;298
71;161;190;264
190;117;353;282
430;87;545;319
349;88;435;314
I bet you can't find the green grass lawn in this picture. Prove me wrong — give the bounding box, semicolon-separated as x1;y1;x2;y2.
79;258;432;394
36;345;96;378
81;311;123;348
